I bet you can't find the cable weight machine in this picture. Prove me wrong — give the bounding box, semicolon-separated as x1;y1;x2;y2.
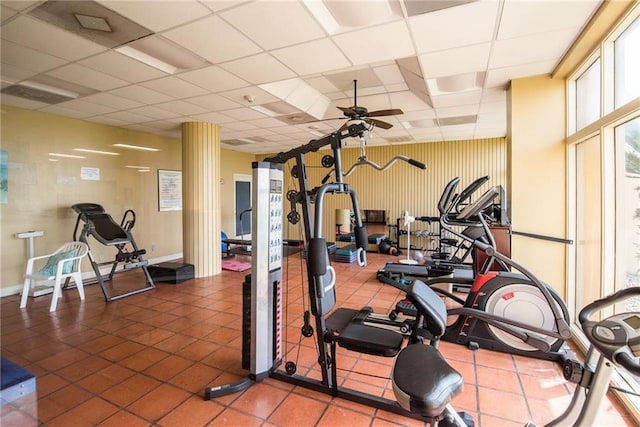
203;123;478;425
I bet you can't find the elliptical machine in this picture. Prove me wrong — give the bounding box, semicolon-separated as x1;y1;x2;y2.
380;187;573;361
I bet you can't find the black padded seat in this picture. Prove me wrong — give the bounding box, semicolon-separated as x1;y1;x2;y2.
326;307;403;357
87;213;129;245
337;323;403;357
392;344;463;417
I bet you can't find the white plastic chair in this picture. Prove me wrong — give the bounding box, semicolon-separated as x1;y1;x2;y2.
20;241;89;312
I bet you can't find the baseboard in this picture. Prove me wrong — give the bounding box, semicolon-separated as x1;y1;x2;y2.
0;253;183;298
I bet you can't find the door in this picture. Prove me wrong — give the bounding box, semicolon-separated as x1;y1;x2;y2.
234;174;251;239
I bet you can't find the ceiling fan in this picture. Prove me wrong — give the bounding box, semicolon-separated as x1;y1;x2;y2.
336;80;403;131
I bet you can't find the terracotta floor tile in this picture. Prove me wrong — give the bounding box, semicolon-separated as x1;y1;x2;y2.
143;354;194;381
316;404;374;427
46;383;93;411
97;409;150;427
157;396;224;427
229;381;289;419
36;373;69;397
100;340;146;362
0;407;38;427
208;407;263;426
477;386;529;422
168;362;222;393
101;373;162;407
126;383;190;421
64;396;120;425
475;365;522;393
268;392;328;427
120;346;170;371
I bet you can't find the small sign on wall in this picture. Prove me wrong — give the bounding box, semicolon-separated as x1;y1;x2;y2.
81;167;100;181
158;169;182;211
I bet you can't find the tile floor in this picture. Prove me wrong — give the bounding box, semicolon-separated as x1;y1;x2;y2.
1;252;636;426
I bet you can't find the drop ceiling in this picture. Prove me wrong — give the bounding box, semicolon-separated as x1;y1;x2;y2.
0;0;602;154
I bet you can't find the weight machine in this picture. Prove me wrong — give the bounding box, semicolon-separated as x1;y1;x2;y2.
204;124;478;424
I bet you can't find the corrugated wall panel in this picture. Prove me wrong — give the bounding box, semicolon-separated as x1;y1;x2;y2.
281;138;507;249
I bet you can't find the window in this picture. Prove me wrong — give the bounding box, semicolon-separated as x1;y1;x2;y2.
615;16;640;108
575;59;601;131
615;116;640;300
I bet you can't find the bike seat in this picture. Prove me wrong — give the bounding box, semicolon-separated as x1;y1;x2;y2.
392;343;463;417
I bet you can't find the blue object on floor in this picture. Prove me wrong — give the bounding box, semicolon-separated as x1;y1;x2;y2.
0;357;36;405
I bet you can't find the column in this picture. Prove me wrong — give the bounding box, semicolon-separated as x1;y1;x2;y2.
181;122;221;277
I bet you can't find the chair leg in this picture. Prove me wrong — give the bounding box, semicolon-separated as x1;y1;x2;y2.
73;273;85;301
20;278;31;308
49;276;63;312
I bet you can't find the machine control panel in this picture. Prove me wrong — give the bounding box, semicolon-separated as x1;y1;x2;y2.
593;313;640;357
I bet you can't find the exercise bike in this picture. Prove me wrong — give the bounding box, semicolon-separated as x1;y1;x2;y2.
378;187;573;362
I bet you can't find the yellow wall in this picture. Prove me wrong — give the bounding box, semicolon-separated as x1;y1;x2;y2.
508;75;567;297
0;106;255;294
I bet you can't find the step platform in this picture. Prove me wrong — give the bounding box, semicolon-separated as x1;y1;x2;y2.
148;262;195;284
334;244;359;263
1;357;36;406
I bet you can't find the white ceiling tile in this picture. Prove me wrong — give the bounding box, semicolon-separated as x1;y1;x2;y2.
435;104;479;118
46;64;129;91
0;40;67;74
478;100;506;116
1;4;18;21
1;15;106;61
333;21;415;65
0;63;37;81
88;115;133;127
56;99;117;116
388;91;431;112
189;111;235;124
481;88;507;103
200;0;251;13
220;1;325;50
373;64;405;86
101;110;154;124
223;119;259;131
108;85;173;105
498;1;601;40
0;93;49;109
409;1;499;53
304;76;341;94
485;59;559;88
178;66;250;92
223;107;267;121
154;100;208;116
163;15;261;63
490;29;578;70
39;104;95;119
127;105;178;120
81;92;144;110
220;54;296;85
272;39;351;76
96;0;212;32
78;51;167;83
431;90;482;109
184;93;243;111
419;43;491;79
140;76;208;98
219;86;281;107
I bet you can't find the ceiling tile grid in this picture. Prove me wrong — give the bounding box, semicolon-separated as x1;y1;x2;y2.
0;0;603;153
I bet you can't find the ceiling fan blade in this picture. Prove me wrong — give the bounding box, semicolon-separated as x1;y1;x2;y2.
338;122;349;132
367;108;404;117
368;118;393;129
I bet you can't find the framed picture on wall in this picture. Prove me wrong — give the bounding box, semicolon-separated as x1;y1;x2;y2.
158;169;182;211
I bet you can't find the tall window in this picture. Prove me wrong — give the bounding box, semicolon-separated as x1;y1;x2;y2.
615;16;640;108
615;116;640;299
576;59;601;131
575;136;603;317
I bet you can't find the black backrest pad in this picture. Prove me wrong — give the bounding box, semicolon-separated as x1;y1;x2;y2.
407;281;447;337
89;213;129;242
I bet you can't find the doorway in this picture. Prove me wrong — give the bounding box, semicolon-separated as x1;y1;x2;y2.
234;174;251;240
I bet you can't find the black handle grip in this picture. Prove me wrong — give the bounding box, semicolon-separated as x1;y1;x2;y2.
408;159;426;169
